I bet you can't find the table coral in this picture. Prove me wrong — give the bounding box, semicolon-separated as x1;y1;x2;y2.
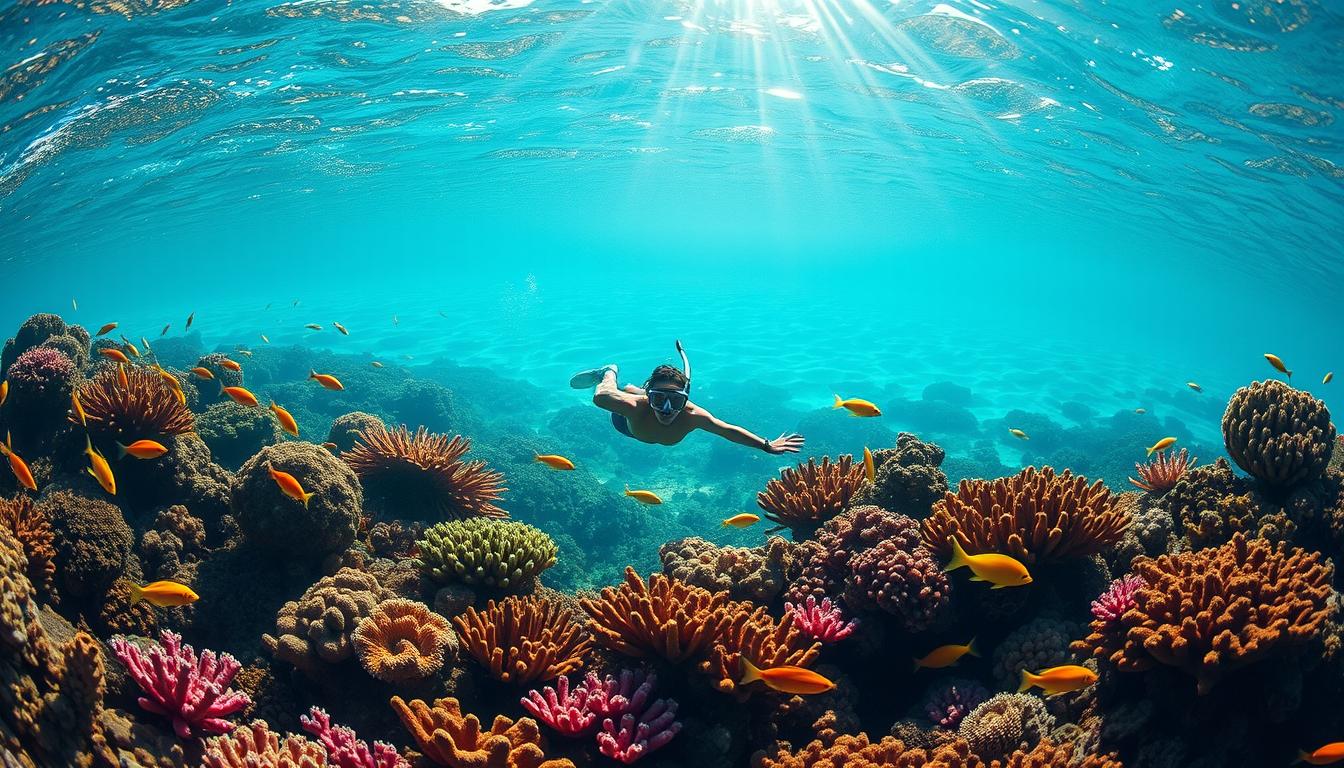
579;567;730;663
354;598;457;683
73;364;195;443
0;493;56;597
231;441;362;559
109;629;250;739
389;696;575;768
263;568;392;673
454;595;592;685
1222;380;1335;489
343;425;507;520
850;433;951;518
658;535;793;603
700;601;821;694
417;517;557;590
756;455;865;536
922;467;1129;565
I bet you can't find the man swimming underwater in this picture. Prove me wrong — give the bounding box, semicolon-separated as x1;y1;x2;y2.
570;341;805;454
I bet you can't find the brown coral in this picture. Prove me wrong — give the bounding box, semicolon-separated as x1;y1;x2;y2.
922;467;1129;564
756;455;864;535
453;595;590;685
355;598;457;683
701;601;821;694
1222;380;1335;489
343;425;508;520
754;712;985;768
658;535;793;603
72;364;195;443
1127;449;1196;494
390;696;574;768
996;739;1123;768
40;488;135;599
201;720;327;768
580;567;730;663
263;568;392;674
0;493;56;597
1074;534;1333;694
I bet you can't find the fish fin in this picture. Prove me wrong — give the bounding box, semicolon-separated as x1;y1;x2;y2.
302;492;314;509
116;442;128;460
966;638;980;658
912;658;922;673
4;431;10;450
990;582;1007;589
832;394;843;409
944;537;968;573
1018;670;1033;693
308;369;317;380
85;434;94;456
1295;751;1307;765
969;575;986;582
739;657;762;685
129;583;144;605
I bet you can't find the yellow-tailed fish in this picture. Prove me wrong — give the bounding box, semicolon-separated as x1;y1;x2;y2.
269;465;314;507
1018;665;1097;696
1298;742;1344;766
624;486;662;505
371;361;383;368
95;322;118;337
333;321;349;335
269;402;299;437
1265;353;1291;381
117;363;129;390
722;513;761;528
190;366;214;380
185;312;194;330
1009;428;1029;440
913;639;979;672
0;379;6;408
309;370;344;391
739;658;834;695
84;436;115;495
130;580;199;607
117;440;169;460
945;537;1032;589
71;391;87;426
100;348;130;364
863;446;875;482
1146;436;1177;456
1324;372;1334;385
221;384;260;407
535;454;575;470
218;358;241;372
832;394;881;417
304;323;323;331
0;434;37;492
1187;381;1202;392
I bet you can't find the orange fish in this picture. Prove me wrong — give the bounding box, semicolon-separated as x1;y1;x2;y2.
121;339;140;357
95;322;118;337
190;366;215;380
309;370;344;391
321;442;339;451
832;394;881;417
624;486;662;505
117;440;169;460
84;436;116;495
722;513;761;528
117;363;129;390
100;348;130;364
269;465;314;507
1146;436;1177;456
269;402;299;437
221;384;260;407
333;321;349;336
913;639;979;672
1298;742;1344;766
863;446;875;482
1264;353;1291;382
1018;665;1097;696
71;391;87;426
739;658;834;695
155;366;187;406
945;537;1032;589
535;454;575;470
218;358;242;372
130;580;199;607
0;434;37;492
0;379;7;408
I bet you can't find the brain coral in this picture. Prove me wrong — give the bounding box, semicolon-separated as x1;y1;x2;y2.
354;598;457;684
230;441;362;559
579;567;730;663
850;433;950;518
956;693;1055;762
263;568;392;674
343;425;507;520
197;401;284;470
327;411;386;454
991;618;1080;691
0;494;56;598
40;488;135;599
922;467;1129;564
658;535;793;603
73;365;195;443
757;455;865;536
417;518;557;591
454;595;592;685
391;696;574;768
1222;380;1335;489
1074;533;1333;694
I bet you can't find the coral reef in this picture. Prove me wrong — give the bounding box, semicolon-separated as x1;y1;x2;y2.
231;441;362;559
1090;575;1144;624
658;535;792;603
343;425;507;520
390;696;574;768
924;678;989;729
991;618;1080;692
301;706;409;768
957;693;1055;762
521;674;600;737
785;596;857;643
850;432;950;518
756;712;985;768
139;504;208;580
4;346;79;433
701;601;821;694
756;455;864;536
1127;449;1195;494
596;693;681;764
0;494;56;597
41;488;135;599
1222;380;1335;489
523;671;681;763
417;517;557;591
580;567;729;663
263;568;392;673
454;595;592;685
923;467;1130;564
109;629;251;738
197;400;284;470
328;411;386;453
353;598;456;683
2;313;89;374
1161;458;1294;549
201;720;327;768
73;364;195;443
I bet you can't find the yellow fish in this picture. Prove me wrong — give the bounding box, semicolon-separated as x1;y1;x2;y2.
269;465;314;507
95;322;118;337
863;446;875;482
945;537;1032;589
624;486;662;505
0;379;6;408
722;513;761;528
309;371;344;391
1186;381;1202;393
913;639;978;672
0;434;38;492
122;339;141;358
190;367;214;380
269;402;299;437
1298;742;1344;766
218;358;242;372
333;321;349;336
117;363;129;390
130;580;199;607
304;323;323;331
100;348;130;364
739;658;834;695
221;385;260;407
833;394;881;417
85;436;116;495
1009;428;1029;440
371;361;384;369
1018;665;1097;696
535;454;575;470
1146;436;1177;456
155;366;187;406
71;391;87;426
117;440;169;460
1264;353;1291;382
1324;372;1334;385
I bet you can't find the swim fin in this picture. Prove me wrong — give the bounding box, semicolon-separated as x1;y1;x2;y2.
569;364;617;389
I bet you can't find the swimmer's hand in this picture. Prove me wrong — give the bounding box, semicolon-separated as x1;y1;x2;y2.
765;433;805;454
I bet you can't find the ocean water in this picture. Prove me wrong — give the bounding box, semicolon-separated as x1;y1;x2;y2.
1;0;1342;766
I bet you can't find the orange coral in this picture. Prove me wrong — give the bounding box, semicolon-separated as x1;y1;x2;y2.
201;720;326;768
355;598;457;683
995;739;1123;768
343;425;507;520
579;567;730;663
1074;534;1333;694
701;602;821;694
453;596;591;685
72;365;194;442
0;494;56;597
754;713;985;768
756;456;864;533
1127;449;1196;494
390;696;574;768
922;467;1129;564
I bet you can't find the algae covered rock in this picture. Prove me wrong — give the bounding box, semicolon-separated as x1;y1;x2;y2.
230;442;361;558
197;401;284;470
416;517;557;591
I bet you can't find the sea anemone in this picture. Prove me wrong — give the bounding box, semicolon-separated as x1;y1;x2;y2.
1128;449;1196;494
343;424;507;520
756;455;865;536
72;365;194;443
454;595;592;685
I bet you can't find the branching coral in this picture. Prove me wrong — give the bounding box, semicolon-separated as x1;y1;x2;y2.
701;601;821;694
756;455;864;535
390;696;575;768
998;739;1123;768
263;568;392;673
579;567;730;663
1222;380;1335;489
922;467;1129;564
231;441;363;559
454;595;592;685
201;720;327;768
658;535;792;603
785;596;857;643
1074;533;1333;694
755;712;986;768
301;706;409;768
417;518;557;590
850;433;950;518
354;598;457;683
1127;449;1196;494
343;425;507;520
110;630;251;738
72;364;195;442
0;493;56;597
1090;575;1144;624
521;674;600;737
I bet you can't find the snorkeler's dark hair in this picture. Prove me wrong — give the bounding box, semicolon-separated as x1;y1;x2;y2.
646;365;689;390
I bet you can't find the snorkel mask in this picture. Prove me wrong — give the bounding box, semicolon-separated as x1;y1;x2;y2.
646;340;692;425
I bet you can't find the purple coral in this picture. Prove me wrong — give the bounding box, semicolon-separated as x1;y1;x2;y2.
1091;574;1145;624
844;535;950;631
521;673;599;737
785;596;857;643
924;679;989;729
596;697;682;764
301;706;408;768
524;670;680;761
109;630;251;738
8;346;76;388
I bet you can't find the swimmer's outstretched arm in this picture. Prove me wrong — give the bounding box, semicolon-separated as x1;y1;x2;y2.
691;409;804;454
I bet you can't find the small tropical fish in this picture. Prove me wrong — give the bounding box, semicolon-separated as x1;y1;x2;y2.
1146;436;1177;456
1298;742;1344;766
1324;372;1334;385
269;465;314;507
154;366;186;405
371;361;384;368
95;322;118;337
913;639;979;672
117;440;169;460
99;348;130;364
944;537;1032;589
190;367;215;380
221;384;260;407
309;371;344;391
129;579;199;607
117;363;129;390
72;298;77;311
1018;665;1097;696
1187;381;1202;392
161;324;170;336
722;513;761;528
739;658;834;695
236;350;253;358
1264;353;1291;381
140;337;151;355
333;321;349;336
293;298;300;307
321;442;338;451
0;434;37;492
624;486;662;505
863;446;875;482
84;436;116;495
392;314;399;326
218;358;242;372
832;394;881;417
71;391;87;426
261;334;271;344
269;402;299;437
304;323;323;331
535;454;575;470
438;310;449;319
1009;428;1029;440
265;303;273;310
1134;408;1146;414
122;339;141;357
0;379;6;407
185;312;195;330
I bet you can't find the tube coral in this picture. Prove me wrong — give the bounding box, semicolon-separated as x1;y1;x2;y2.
109;630;251;739
453;595;592;685
354;598;456;684
756;455;864;535
343;425;507;520
1222;379;1335;489
701;601;821;694
922;467;1129;564
579;567;730;663
389;696;575;768
72;365;195;443
417;517;557;590
520;674;600;738
595;694;681;764
1127;449;1196;494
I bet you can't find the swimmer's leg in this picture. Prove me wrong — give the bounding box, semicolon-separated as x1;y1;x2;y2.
569;363;619;389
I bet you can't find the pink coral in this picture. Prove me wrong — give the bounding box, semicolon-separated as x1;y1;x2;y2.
1091;574;1145;624
109;630;251;738
1129;449;1197;494
301;706;409;768
520;674;599;737
595;696;681;764
785;596;857;643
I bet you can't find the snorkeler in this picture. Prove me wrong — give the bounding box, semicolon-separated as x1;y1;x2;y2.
569;341;805;454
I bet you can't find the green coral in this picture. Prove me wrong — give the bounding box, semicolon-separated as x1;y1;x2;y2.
415;518;557;590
